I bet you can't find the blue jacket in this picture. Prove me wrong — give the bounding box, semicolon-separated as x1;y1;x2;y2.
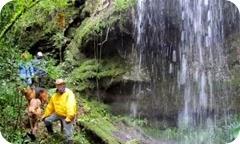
19;62;35;85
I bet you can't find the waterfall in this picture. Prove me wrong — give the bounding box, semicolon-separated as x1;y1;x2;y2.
134;0;233;136
178;0;230;128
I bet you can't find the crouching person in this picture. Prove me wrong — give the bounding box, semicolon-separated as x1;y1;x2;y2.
42;79;77;144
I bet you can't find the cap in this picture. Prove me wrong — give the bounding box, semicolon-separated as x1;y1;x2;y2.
55;79;65;85
37;52;43;57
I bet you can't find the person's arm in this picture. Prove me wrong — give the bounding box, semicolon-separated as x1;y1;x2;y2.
42;96;54;119
65;91;76;122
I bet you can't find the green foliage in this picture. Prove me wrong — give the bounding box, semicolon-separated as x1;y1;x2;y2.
44;58;63;79
51;32;66;49
0;41;27;143
0;1;18;33
0;0;41;40
73;131;92;144
79;99;111;123
67;58;126;92
2;0;72;50
0;82;26;143
38;0;68;11
82;0;100;14
0;42;62;136
67;59;99;91
114;0;136;12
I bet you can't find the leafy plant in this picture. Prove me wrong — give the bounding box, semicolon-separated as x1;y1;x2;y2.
114;0;136;12
67;58;126;92
44;58;63;79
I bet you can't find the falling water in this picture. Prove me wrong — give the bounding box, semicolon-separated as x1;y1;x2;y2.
134;0;234;143
132;0;170;120
134;0;182;123
178;0;230;128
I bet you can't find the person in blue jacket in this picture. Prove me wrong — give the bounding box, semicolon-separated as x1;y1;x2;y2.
19;52;35;86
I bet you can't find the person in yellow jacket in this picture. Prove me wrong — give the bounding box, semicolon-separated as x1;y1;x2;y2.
42;79;77;144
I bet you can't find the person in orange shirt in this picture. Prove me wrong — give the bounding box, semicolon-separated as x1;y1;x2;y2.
42;79;77;144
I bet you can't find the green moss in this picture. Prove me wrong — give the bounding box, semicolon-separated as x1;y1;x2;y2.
65;15;117;63
65;0;136;63
82;0;101;15
78;99;121;144
125;139;140;144
65;15;130;86
44;59;64;79
65;18;100;62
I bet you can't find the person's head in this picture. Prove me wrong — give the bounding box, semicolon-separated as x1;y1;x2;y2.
21;86;35;102
55;79;66;94
21;51;32;61
37;51;43;59
39;89;48;104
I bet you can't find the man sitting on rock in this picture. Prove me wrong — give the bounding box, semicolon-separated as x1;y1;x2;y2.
42;79;77;144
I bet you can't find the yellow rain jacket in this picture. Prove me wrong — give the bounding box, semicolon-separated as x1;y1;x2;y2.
43;88;77;122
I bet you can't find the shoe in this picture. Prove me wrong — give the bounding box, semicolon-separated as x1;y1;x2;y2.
46;125;54;134
26;132;36;141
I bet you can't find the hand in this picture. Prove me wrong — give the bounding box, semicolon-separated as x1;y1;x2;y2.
65;118;72;124
41;116;46;121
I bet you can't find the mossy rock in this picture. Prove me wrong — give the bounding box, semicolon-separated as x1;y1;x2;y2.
77;99;122;144
65;0;136;63
78;120;120;144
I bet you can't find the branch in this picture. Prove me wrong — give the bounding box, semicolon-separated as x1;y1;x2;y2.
98;27;110;46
